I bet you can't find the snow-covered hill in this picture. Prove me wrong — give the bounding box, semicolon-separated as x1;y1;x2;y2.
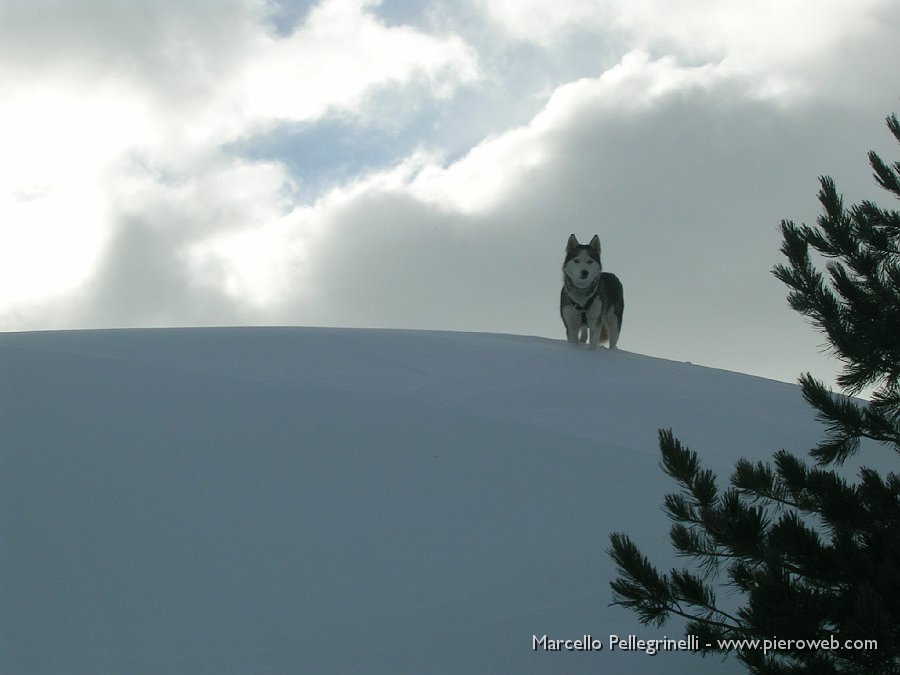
0;328;882;674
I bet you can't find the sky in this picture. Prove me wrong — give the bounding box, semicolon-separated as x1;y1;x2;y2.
2;0;899;387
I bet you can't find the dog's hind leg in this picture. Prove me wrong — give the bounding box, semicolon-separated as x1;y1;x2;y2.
597;325;608;344
605;319;620;349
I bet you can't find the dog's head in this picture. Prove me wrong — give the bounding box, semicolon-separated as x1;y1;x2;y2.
563;234;602;288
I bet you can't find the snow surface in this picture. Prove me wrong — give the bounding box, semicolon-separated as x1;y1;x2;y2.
1;328;887;674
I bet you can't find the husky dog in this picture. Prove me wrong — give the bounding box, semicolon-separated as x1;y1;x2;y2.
560;234;624;349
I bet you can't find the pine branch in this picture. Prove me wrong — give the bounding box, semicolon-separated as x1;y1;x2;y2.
670;568;744;628
732;457;814;512
608;533;744;633
658;429;718;506
669;523;761;579
799;374;900;464
608;532;674;627
869;114;900;198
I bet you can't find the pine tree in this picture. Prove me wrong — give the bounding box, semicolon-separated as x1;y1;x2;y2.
608;114;900;674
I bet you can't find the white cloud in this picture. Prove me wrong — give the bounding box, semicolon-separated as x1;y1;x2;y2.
0;0;480;321
238;0;480;127
476;0;890;98
474;0;611;46
610;0;887;65
327;51;722;215
0;80;154;309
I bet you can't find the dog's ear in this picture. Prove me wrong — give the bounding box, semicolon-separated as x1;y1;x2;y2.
566;234;579;251
589;235;601;254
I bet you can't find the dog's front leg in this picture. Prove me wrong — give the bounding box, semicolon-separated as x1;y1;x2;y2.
561;307;582;344
587;324;600;350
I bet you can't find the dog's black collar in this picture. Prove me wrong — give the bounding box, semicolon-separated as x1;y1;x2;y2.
565;276;602;324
